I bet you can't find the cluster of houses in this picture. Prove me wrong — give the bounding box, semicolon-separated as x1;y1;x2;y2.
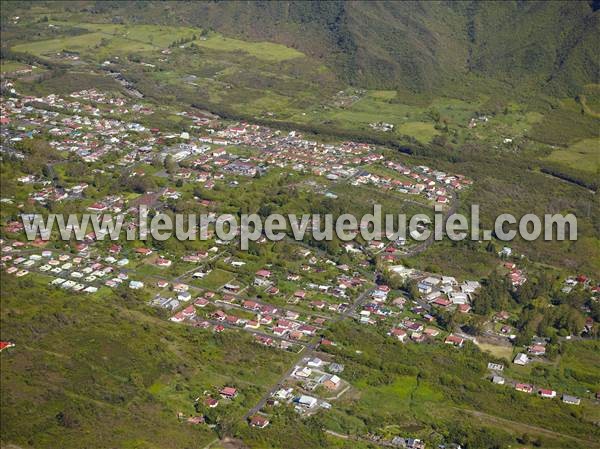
170;292;321;347
384;270;481;314
1;85;159;164
194;122;463;197
487;362;583;406
2;246;96;292
251;356;347;421
352;161;470;204
562;273;599;296
0;238;155;293
503;261;527;288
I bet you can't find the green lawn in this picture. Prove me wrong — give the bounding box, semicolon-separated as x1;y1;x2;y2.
194;268;234;290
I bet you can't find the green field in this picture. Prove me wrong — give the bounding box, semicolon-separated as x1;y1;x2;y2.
398;121;439;143
11;22;304;63
475;342;514;361
0;60;31;73
544;138;600;173
194;34;305;62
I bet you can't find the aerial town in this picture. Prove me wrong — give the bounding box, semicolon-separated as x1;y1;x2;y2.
1;3;599;449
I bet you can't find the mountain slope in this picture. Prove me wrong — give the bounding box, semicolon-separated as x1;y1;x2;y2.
65;0;600;95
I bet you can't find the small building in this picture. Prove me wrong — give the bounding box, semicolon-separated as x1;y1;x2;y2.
323;374;341;390
562;394;581;405
487;362;504;372
513;353;529;365
295;395;318;409
129;280;144;289
445;334;464;347
329;363;344;374
515;383;533;394
492;376;505;385
390;328;408;342
205;397;219;408
249;415;270;428
307;358;323;368
187;416;205;425
219;387;238;399
528;344;546;356
539;389;557;399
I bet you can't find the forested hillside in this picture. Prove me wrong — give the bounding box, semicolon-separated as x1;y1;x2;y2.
29;0;597;95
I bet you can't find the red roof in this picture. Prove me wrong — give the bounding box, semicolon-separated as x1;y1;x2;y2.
220;387;237;397
458;304;471;313
205;397;219;407
433;297;451;307
243;300;259;310
182;305;195;315
194;298;209;307
249;415;269;427
445;335;464;345
0;341;14;351
516;383;533;392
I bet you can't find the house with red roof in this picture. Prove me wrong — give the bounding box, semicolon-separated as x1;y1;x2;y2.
170;312;185;323
156;257;172;267
187;416;205;425
219;387;238;399
445;334;464;347
243;300;260;311
294;290;307;299
515;383;533;394
390;328;407;342
108;244;122;254
0;341;15;352
528;344;546;356
249;415;270;428
194;297;209;308
181;305;196;318
539;389;557;399
205;397;219;408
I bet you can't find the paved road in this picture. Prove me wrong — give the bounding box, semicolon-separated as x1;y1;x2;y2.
242;340;317;421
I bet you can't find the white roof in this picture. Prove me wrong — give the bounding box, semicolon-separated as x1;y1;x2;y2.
422;276;441;285
298;395;317;406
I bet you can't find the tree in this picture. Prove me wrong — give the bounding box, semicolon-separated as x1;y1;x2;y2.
164;154;177;175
